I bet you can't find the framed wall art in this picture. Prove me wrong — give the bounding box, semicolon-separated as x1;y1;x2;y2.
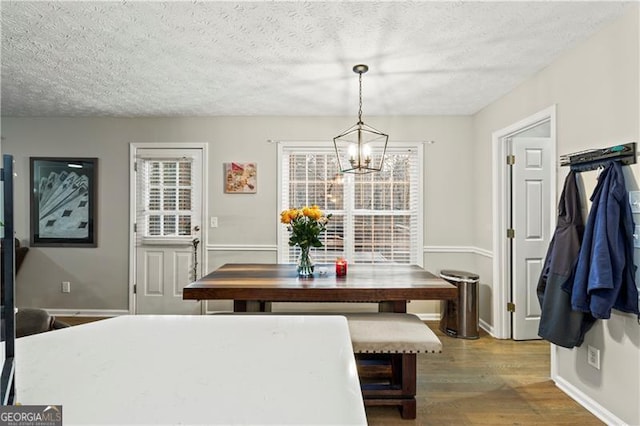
224;162;257;194
30;157;98;247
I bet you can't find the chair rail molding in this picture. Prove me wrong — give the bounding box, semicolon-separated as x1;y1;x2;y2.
207;244;493;256
206;244;278;252
206;244;492;256
423;245;493;258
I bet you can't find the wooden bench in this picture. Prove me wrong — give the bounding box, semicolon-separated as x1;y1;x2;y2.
344;313;442;419
214;311;441;419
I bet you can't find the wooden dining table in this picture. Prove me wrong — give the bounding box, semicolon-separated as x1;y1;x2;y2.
183;263;458;313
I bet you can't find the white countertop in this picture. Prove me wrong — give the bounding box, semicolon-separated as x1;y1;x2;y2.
14;315;366;425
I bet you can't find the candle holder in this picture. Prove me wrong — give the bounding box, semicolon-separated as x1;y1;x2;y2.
335;258;348;277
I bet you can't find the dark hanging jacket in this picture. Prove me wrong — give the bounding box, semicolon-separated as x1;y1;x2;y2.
567;161;639;319
537;171;595;348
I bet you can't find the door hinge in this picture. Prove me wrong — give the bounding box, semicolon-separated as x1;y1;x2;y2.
507;228;515;239
133;223;137;233
506;155;515;165
134;161;138;172
133;284;137;294
507;302;515;312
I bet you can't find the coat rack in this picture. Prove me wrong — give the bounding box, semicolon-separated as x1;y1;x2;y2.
560;142;636;171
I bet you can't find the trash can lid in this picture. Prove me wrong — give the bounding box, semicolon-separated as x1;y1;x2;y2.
439;269;479;283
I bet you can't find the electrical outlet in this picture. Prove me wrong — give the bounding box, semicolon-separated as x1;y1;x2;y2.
630;191;640;213
587;345;600;370
210;217;218;228
62;281;71;293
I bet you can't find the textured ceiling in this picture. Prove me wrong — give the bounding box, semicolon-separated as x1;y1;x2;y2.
0;1;632;117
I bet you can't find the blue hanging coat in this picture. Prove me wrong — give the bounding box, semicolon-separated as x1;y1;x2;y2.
566;161;639;319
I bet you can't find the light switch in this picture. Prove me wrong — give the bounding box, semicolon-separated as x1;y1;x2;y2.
210;217;218;228
630;191;640;213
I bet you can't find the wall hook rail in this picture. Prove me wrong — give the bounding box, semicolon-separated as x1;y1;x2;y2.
560;142;636;171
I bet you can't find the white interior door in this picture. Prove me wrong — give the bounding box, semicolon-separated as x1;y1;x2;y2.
511;137;552;340
133;147;204;314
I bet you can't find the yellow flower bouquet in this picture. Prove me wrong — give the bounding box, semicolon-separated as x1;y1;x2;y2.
280;205;331;277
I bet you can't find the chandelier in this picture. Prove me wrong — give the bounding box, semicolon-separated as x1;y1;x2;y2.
333;64;388;174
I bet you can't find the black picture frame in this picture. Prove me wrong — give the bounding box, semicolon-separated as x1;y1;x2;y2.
30;157;98;247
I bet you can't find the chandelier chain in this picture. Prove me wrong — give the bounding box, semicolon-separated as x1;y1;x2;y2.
358;72;363;124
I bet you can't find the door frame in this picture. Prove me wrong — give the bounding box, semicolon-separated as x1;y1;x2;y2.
128;142;209;314
491;105;556;339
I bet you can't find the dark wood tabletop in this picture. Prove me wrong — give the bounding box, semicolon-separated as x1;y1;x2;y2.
183;263;457;313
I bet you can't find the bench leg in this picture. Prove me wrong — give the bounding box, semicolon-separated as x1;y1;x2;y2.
400;399;417;419
358;353;418;419
402;353;417;395
399;354;417;419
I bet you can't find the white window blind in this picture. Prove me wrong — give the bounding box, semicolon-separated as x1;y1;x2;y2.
137;158;196;240
278;144;422;264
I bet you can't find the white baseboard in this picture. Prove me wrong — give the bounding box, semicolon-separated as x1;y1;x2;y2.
554;375;627;426
479;319;497;338
44;309;129;317
203;308;441;320
414;313;440;321
43;308;439;320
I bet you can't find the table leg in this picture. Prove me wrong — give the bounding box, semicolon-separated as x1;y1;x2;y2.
378;301;407;313
233;301;272;312
233;300;248;312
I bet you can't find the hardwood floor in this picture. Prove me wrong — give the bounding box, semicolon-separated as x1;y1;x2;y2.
56;317;603;425
366;322;603;425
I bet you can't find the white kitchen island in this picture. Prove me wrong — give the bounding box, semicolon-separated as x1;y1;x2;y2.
14;315;366;425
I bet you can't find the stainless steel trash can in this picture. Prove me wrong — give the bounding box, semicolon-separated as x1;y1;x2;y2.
439;270;480;339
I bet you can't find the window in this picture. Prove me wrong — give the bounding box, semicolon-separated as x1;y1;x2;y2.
278;143;422;264
137;158;196;239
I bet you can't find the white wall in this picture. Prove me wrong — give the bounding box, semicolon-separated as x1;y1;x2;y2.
0;115;474;315
472;5;639;424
